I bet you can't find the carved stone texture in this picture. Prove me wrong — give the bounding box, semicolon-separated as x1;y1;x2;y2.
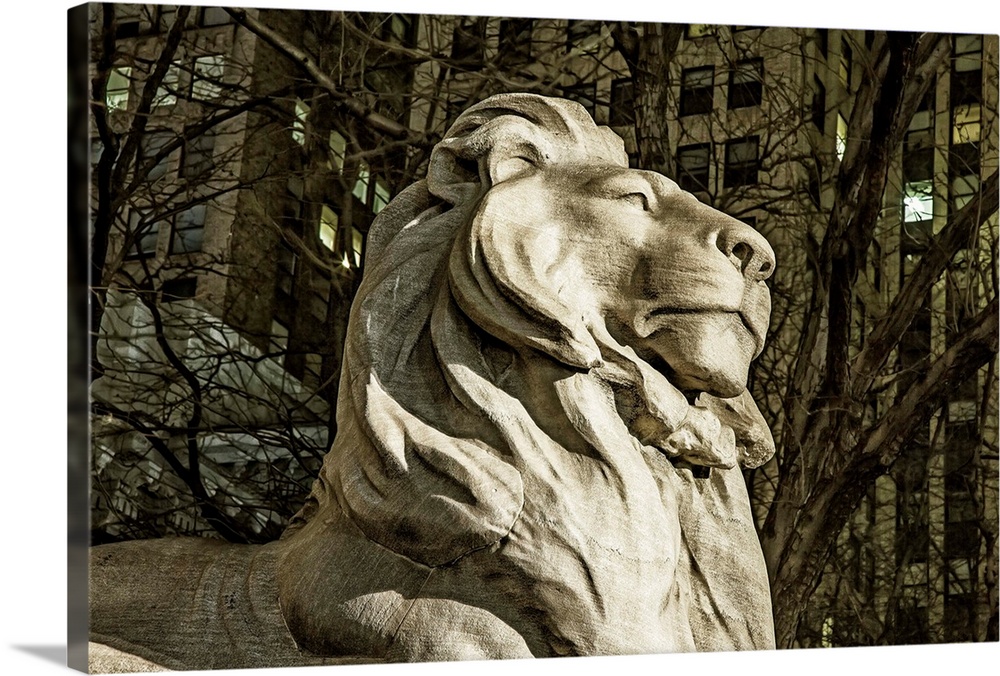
89;93;777;672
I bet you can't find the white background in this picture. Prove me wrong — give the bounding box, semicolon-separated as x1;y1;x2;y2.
2;1;998;675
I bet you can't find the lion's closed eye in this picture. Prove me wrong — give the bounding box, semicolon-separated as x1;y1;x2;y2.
618;192;650;211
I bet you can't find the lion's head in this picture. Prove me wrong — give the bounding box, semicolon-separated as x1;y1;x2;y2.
294;93;776;569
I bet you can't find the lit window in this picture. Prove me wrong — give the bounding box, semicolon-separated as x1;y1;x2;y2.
353;162;370;203
677;143;711;193
724;136;759;188
152;63;182;108
350;227;363;267
836;113;848;161
953;35;982;73
952;103;981;144
728;59;763;109
680;67;714;116
328;130;346;171
106;67;131;111
191;55;225;100
291;98;309;146
373;177;390;214
172;205;206;253
686;24;713;39
319;206;338;251
903;181;933;223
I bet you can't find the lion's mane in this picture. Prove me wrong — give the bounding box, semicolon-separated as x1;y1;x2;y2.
290;94;775;574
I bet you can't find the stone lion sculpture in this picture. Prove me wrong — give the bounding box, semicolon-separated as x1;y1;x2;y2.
90;93;777;672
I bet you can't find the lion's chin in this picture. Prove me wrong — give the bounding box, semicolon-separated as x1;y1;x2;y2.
641;312;756;399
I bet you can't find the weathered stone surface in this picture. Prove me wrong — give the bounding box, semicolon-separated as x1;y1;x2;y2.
89;93;777;671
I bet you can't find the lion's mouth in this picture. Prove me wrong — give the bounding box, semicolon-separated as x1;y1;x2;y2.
641;307;764;355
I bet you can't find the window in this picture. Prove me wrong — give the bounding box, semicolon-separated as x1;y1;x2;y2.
373;177;391;214
162;277;198;302
181;131;214;179
276;243;297;296
140;130;173;181
724;136;759;187
452;17;486;66
609;78;635;126
352;161;371;204
349;227;364;268
811;76;826;132
308;276;330;322
951;36;982;108
499;19;533;65
152;63;181;108
728;59;763;109
952;103;981;144
562;82;597;117
127;210;159;258
902;181;934;225
836;113;848;161
680;67;714;116
291;99;309;146
807;159;822;207
106;67;131;111
199;7;230;27
839;38;853;89
319;206;338;251
328;131;347;172
385;14;412;43
191;55;225;100
686;24;714;39
676;144;711;193
269;320;289;365
566;19;600;52
171;204;206;253
303;353;324;389
817;28;828;57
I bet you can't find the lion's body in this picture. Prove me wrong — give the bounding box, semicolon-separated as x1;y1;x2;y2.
90;94;777;670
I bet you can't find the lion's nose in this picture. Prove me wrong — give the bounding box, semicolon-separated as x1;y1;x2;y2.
716;219;775;282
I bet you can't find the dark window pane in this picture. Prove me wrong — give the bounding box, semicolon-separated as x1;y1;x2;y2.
609;78;635;126
181;132;215;180
566;19;601;52
562;83;597;117
677;143;711;192
172;205;206;253
812;76;826;131
728;59;763;109
162;277;198;301
724;136;759;187
499;18;533;66
452;17;486;66
680;66;714;116
140;130;173;181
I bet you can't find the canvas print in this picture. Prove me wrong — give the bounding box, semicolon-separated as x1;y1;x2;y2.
69;3;999;673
